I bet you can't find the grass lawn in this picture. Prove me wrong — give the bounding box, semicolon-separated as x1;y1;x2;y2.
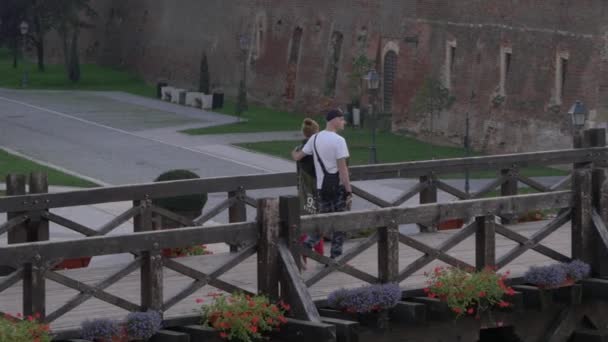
236;128;568;178
181;99;325;135
0;49;155;98
0;149;98;188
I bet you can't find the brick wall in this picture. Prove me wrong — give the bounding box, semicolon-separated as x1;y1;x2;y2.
57;0;608;152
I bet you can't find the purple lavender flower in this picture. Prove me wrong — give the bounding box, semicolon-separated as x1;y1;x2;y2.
126;311;163;340
327;283;401;313
81;318;121;341
563;260;591;281
524;264;567;287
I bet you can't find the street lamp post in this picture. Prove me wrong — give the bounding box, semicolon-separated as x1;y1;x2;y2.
19;21;29;88
568;100;588;149
364;69;380;164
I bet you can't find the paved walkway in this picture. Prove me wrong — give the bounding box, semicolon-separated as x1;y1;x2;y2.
0;88;566;265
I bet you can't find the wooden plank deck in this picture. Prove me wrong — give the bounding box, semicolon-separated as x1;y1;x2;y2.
0;219;570;332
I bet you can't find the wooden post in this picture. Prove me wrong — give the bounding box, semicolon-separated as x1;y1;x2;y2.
135;198;164;312
418;174;437;232
279;196;301;270
598;180;608;277
378;221;399;283
586;128;608;276
500;168;518;224
279;196;301;302
228;188;247;252
257;198;280;300
572;167;594;265
7;174;27;244
23;172;49;318
1;174;26;276
475;215;495;271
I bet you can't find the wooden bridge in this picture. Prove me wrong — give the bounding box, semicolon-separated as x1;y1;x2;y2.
2;128;608;341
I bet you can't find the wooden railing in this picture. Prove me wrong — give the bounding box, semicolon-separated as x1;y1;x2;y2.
1;128;608;334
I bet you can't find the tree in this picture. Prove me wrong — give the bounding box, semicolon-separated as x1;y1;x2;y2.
349;54;374;107
412;78;455;156
198;53;210;94
51;0;96;82
0;0;28;68
26;0;58;71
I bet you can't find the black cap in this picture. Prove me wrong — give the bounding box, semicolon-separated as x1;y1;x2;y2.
326;109;344;122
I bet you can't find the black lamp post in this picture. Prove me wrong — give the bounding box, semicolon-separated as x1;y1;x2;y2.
568;100;588;148
364;69;380;164
19;21;29;88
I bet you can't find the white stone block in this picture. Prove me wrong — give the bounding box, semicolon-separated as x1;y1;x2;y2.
161;86;174;101
171;88;187;105
201;94;214;109
185;92;203;107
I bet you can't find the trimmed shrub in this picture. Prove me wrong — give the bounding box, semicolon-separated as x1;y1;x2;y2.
152;170;207;212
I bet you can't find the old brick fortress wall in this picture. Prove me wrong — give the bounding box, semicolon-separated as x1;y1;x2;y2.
71;0;608;153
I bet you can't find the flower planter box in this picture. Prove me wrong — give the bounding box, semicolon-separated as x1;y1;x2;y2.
512;283;582;310
53;257;91;270
437;219;464;230
168;318;335;342
70;329;190;342
318;308;390;331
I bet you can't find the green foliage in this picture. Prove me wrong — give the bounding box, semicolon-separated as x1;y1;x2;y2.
412;78;455;117
198;52;210;94
349;55;374;105
199;293;289;342
152;170;207;212
0;48;155;96
0;148;98;188
0;313;52;342
424;267;515;317
182;99;323;135
235;79;248;117
52;0;96;82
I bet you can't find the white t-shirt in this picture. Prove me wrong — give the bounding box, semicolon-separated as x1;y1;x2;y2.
302;131;350;190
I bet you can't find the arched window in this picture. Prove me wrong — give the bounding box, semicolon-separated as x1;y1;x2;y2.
324;31;343;97
383;50;398;113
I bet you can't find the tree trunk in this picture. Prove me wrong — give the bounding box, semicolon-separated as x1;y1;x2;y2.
36;40;45;72
68;28;80;82
61;30;70;74
12;38;18;68
34;17;45;72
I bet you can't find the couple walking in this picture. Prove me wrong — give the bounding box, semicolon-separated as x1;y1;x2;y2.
292;109;352;265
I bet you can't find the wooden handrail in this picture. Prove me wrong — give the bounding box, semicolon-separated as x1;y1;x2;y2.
300;191;573;234
0;221;257;265
1;146;606;213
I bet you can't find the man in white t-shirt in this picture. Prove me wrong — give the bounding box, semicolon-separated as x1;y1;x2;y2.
292;109;352;259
